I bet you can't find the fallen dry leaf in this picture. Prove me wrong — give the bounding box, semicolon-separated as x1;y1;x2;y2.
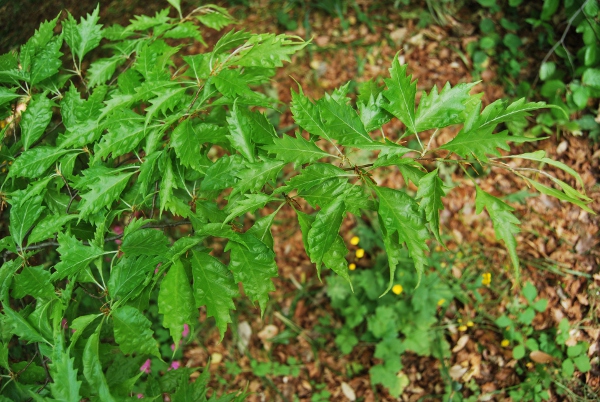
529;350;554;364
341;381;356;401
452;334;470;353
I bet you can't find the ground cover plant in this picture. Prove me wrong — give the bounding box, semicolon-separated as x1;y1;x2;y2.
0;0;597;400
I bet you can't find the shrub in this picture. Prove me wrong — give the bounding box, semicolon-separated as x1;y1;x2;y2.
0;1;592;399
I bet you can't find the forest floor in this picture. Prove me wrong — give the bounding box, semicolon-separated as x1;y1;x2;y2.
2;1;600;401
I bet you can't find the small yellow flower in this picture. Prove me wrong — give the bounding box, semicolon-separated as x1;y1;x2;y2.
440;262;447;268
457;318;463;323
350;236;360;246
482;273;492;286
458;325;468;332
467;321;474;327
437;298;446;306
392;284;403;295
349;263;356;271
355;248;365;259
501;339;510;347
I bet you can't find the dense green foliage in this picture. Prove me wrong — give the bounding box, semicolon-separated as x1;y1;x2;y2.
0;0;593;399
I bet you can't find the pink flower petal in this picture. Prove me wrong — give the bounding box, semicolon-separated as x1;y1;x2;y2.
168;361;181;371
140;359;151;374
182;323;190;338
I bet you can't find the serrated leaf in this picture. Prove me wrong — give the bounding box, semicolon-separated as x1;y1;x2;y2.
416;168;446;243
230;159;287;197
121;229;169;257
87;56;124;87
382;58;417;133
380;225;404;296
52;232;104;280
278;163;350;193
49;347;81;402
358;94;393;132
201;153;244;191
83;328;116;402
509;150;586;190
301;178;371;215
63;5;103;62
524;178;594;214
127;9;170;32
166;0;182;16
28;214;77;244
307;198;346;274
441;98;545;161
214;69;261;102
0;87;20;107
11;265;54;300
264;133;331;165
19;94;54;151
78;171;135;218
247;211;277;249
20;16;59;72
197;9;235;30
108;255;160;301
4;306;50;345
322;236;351;286
113;305;160;358
9;194;45;250
9;147;73;179
171;120;227;172
30;35;63;85
415;82;475;132
190;251;238;339
159;154;177;214
212;29;251;56
475;186;520;279
224;193;277;224
227;233;277;314
375;186;430;286
319;95;373;145
290;87;335;144
227;99;256;161
236;34;305;68
158;259;194;349
145;87;186;127
95;109;145;160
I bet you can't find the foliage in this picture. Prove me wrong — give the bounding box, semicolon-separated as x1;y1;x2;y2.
469;0;600;140
0;0;592;400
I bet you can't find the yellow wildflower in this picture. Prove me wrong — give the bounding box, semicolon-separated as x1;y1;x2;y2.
482;273;492;286
392;284;403;295
355;248;365;259
458;325;468;332
350;236;360;246
437;298;446;306
467;321;474;327
501;339;510;347
440;262;447;268
349;263;356;271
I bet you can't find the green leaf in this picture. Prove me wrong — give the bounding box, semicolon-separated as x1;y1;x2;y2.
369;360;406;397
166;0;182;16
301;178;371;215
212;29;251;56
4;306;50;345
159;154;177;214
20;16;59;72
307;198;345;274
20;94;52;150
52;232;104;280
230;159;287;197
28;214;78;244
145;87;186;127
11;265;54;300
107;255;160;301
475;186;520;279
318;95;373;145
201;153;245;191
522;281;537;303
441;98;544;161
83;327;116;402
191;251;238;339
247;211;277;248
227;233;277;314
63;5;103;62
49;346;81;402
9;194;45;250
121;229;169;257
164;22;205;44
227;100;256;162
322;236;351;286
509;150;586;190
113;305;160;358
86;56;124;87
573;354;591;372
524;177;593;214
171;120;227;172
8;146;73;179
196;8;235;30
357;94;393;132
78;171;135;218
416;168;446;243
583;68;600;89
512;344;525;360
375;186;430;286
224;194;277;224
380;227;403;296
278;163;350;193
382;57;417;133
158;259;195;348
214;69;264;103
94;110;145;160
414;82;475;132
290;87;335;144
236;34;305;68
0;87;20;107
30;35;63;85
